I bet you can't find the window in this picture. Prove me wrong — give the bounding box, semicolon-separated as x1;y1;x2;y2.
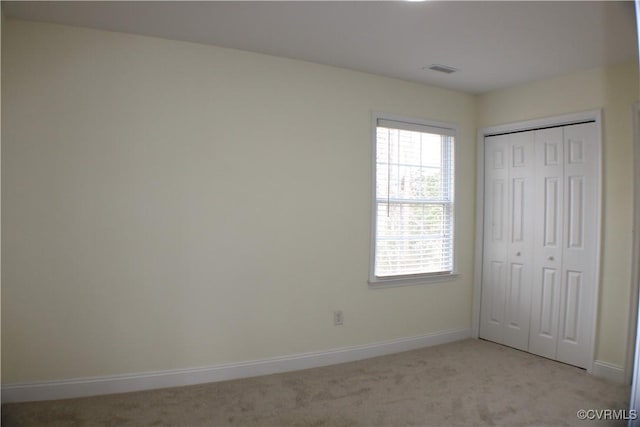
370;114;456;286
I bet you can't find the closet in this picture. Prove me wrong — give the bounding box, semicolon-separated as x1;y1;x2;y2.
479;121;598;369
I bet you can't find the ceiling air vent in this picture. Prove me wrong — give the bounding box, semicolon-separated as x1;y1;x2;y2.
425;64;458;74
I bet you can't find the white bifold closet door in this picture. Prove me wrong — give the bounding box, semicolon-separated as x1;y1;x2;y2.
480;131;534;352
528;123;597;369
480;122;597;369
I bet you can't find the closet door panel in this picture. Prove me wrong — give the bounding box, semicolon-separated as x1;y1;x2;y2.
529;127;564;359
557;122;597;369
502;132;534;351
480;135;509;343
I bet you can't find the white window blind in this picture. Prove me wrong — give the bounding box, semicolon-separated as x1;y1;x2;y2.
372;117;455;281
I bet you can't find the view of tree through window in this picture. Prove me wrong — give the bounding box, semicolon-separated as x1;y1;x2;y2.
374;120;454;279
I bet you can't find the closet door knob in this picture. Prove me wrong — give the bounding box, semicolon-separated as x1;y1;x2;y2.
548;256;555;261
516;251;521;256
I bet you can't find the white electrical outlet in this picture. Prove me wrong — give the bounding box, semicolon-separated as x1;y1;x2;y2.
333;310;344;326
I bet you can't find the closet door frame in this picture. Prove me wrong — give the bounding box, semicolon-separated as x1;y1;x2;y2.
472;109;602;374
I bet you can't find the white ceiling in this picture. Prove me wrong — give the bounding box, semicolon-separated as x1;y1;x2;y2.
3;1;638;94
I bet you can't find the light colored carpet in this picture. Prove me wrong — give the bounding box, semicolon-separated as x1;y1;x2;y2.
1;339;631;426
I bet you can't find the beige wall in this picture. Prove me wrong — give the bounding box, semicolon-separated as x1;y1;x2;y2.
478;62;639;367
1;20;478;383
3;17;637;386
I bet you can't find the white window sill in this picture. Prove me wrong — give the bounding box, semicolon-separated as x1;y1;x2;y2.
368;272;459;289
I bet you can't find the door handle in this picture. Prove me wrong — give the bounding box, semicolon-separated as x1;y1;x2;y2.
548;256;555;261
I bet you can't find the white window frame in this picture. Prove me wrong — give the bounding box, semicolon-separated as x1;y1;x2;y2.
369;112;459;288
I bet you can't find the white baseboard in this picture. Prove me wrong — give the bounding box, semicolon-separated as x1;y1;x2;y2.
1;327;471;403
592;360;626;384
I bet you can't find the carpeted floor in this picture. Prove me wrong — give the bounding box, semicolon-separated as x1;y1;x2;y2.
1;339;631;426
